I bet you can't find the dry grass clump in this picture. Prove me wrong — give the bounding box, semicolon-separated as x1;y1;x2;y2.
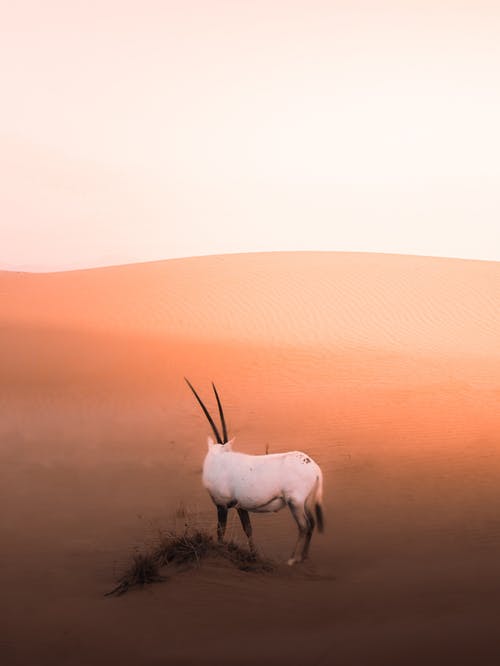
106;528;274;597
105;551;166;597
155;529;274;572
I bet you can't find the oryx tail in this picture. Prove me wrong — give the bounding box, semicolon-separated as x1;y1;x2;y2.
314;474;324;533
306;474;324;533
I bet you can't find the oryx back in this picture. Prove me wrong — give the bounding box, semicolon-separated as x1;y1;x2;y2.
203;445;322;514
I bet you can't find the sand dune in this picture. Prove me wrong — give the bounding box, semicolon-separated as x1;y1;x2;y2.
1;252;499;665
2;252;499;354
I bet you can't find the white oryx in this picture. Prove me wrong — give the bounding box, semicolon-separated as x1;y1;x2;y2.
185;379;324;565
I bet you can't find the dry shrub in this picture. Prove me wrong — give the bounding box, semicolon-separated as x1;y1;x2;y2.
155;529;274;572
105;551;166;597
106;528;274;597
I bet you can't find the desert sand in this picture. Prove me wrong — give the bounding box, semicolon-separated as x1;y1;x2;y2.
1;252;499;665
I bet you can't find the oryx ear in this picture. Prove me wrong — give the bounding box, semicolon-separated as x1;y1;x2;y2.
207;435;216;449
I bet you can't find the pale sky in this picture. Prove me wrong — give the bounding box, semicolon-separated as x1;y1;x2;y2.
1;0;499;271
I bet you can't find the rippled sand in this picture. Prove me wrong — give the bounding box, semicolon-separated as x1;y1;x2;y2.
1;252;499;665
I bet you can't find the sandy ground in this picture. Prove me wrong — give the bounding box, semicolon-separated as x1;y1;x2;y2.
1;252;499;665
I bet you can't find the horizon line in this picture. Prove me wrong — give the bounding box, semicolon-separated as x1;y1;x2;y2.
1;249;499;275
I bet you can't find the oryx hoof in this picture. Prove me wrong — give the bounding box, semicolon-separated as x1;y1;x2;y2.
287;557;301;566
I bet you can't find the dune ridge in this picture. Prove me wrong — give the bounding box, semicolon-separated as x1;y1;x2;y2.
2;252;499;356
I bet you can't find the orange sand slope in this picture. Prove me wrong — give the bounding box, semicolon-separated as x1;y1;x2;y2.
2;252;499;355
0;252;499;666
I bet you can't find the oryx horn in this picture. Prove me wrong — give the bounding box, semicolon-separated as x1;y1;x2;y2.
184;378;223;444
212;382;228;444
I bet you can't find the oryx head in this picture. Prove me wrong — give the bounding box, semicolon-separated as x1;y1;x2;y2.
185;378;233;449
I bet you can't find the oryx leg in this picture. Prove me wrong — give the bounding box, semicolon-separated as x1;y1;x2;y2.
287;500;314;565
237;508;256;554
301;506;316;561
216;505;228;543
